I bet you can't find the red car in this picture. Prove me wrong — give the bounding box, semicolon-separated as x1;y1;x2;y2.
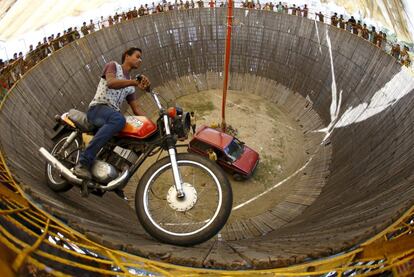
188;126;259;180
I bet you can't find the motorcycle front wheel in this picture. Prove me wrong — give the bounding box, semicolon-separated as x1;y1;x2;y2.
135;153;232;246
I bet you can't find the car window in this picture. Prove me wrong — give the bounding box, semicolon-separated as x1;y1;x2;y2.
224;139;244;161
190;139;211;152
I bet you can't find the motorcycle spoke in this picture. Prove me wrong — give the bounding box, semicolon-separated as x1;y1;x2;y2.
195;183;208;198
163;211;210;233
171;211;195;233
148;201;166;212
48;135;80;185
149;186;167;201
183;211;207;226
143;158;225;236
157;208;179;227
149;204;169;221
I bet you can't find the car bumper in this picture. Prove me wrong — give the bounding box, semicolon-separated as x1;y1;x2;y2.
243;158;259;179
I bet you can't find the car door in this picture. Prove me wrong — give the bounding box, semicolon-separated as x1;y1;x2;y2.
216;149;237;172
189;139;210;158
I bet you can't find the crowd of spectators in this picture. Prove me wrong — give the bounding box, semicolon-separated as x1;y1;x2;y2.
327;12;411;66
0;0;412;98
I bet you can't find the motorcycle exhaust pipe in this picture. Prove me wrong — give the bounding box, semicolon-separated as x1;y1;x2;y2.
39;147;83;185
101;169;129;191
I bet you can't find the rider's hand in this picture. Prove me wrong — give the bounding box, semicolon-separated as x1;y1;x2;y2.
136;74;151;91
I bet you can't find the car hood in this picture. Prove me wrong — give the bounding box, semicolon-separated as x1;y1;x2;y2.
233;146;259;174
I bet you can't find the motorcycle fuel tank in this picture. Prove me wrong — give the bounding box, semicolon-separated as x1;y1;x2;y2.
118;116;157;139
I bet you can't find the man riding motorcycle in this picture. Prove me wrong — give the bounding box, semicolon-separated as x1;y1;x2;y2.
73;47;150;189
41;47;233;245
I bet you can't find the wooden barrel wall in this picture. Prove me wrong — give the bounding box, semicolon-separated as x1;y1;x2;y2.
0;8;413;269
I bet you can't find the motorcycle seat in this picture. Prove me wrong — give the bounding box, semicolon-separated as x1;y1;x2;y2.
68;109;95;132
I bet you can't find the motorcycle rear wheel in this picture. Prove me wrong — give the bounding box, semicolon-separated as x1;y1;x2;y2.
45;132;81;192
135;153;232;246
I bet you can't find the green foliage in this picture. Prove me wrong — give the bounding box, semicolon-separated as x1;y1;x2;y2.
177;99;215;117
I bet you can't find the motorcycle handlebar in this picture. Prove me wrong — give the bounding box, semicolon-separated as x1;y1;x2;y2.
136;74;151;93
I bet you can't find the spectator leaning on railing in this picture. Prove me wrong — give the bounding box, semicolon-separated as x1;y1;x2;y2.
338;15;345;29
81;22;89;36
316;11;324;22
400;46;411;66
349;16;357;34
88;19;96;33
356;21;362;37
362;24;369;40
354;20;361;35
0;1;412;96
302;4;308;17
391;44;401;59
331;13;338;27
0;75;8;100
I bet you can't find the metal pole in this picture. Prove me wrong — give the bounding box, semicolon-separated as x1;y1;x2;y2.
221;0;233;132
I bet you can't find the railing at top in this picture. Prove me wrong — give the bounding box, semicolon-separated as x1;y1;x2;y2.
0;1;412;98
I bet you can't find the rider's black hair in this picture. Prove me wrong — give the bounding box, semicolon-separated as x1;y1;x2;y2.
122;47;142;63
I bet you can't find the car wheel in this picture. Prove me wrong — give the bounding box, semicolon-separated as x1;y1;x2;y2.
233;173;244;181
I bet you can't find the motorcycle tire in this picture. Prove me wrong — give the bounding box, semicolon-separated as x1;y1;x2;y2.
135;152;232;246
45;132;81;192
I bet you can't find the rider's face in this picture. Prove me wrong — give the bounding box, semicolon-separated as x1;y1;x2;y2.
127;51;142;69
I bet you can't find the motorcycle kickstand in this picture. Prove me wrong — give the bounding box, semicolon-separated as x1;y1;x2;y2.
80;181;90;197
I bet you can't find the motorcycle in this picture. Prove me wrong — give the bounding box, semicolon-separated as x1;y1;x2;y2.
39;88;232;246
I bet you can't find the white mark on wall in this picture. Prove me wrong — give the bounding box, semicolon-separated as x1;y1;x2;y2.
314;19;322;55
314;31;414;140
334;68;414;128
229;21;414;212
315;28;343;142
306;94;313;105
232;156;314;211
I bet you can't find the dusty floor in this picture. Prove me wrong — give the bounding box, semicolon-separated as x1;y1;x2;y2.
124;89;308;223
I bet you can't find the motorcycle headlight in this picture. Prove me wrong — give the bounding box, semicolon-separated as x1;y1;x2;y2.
173;112;190;141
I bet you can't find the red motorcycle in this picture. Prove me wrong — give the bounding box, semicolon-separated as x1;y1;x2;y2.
39;90;232;246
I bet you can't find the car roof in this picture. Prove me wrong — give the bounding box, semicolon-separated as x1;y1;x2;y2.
194;126;234;149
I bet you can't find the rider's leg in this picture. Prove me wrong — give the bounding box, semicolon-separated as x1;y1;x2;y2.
75;105;126;178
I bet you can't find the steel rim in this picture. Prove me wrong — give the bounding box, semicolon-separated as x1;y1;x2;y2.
46;136;80;185
142;159;223;237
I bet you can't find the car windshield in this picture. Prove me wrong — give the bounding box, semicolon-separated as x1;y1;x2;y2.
224;139;244;162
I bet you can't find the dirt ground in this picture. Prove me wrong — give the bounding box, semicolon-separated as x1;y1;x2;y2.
124;89;308;222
